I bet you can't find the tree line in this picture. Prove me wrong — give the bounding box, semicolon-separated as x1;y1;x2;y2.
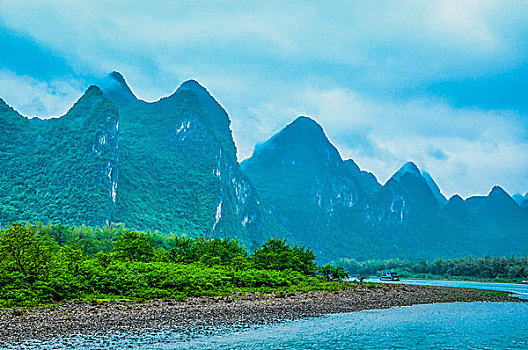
0;222;348;307
337;255;528;281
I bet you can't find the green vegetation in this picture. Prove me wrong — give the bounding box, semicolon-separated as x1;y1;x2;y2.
0;222;348;307
317;263;349;281
0;88;119;228
108;79;284;245
2;77;527;264
0;79;283;252
338;256;528;282
241;118;528;262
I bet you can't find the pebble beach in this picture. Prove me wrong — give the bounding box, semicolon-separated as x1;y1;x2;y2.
0;283;519;348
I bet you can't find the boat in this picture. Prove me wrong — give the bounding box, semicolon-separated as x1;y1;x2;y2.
380;271;400;281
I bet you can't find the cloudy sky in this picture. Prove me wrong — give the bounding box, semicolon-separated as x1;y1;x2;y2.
0;1;527;198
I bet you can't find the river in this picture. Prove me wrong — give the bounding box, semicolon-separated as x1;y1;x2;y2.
158;302;528;350
146;280;528;349
366;278;528;299
3;280;527;349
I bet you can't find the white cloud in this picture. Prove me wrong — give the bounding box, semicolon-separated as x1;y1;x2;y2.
1;1;527;85
0;70;84;117
0;0;527;197
239;85;528;198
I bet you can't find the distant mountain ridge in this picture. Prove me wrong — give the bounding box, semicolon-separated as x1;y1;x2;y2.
1;74;526;260
243;117;528;260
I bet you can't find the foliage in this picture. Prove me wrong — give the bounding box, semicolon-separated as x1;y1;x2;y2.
0;223;58;284
0;83;283;251
0;88;118;228
241;118;528;262
0;222;346;307
2;81;527;263
169;236;247;265
253;238;317;275
113;230;155;262
317;263;349;281
337;255;528;281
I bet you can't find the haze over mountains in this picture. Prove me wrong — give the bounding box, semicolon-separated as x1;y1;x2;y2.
1;73;527;261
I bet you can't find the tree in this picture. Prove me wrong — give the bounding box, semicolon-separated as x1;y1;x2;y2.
169;236;196;263
193;237;247;265
59;244;84;274
169;236;248;265
0;222;57;284
113;230;154;262
253;238;317;275
317;263;349;281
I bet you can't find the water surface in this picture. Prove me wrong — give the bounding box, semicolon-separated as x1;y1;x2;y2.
152;302;528;350
4;280;527;349
366;278;528;299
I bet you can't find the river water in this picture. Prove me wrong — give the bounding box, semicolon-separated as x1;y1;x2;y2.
158;302;528;350
4;280;528;350
366;278;528;300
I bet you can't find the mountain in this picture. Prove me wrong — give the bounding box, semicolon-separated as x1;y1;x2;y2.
458;186;528;256
243;118;528;260
370;162;454;257
98;72;281;244
513;193;528;206
343;159;381;196
0;86;119;226
442;195;467;218
241;116;374;260
465;186;521;218
376;162;441;227
421;171;448;205
1;76;526;261
0;72;281;246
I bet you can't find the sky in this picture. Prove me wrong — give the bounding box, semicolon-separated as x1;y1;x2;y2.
0;0;527;198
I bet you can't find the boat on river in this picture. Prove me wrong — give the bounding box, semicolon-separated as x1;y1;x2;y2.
380;271;400;281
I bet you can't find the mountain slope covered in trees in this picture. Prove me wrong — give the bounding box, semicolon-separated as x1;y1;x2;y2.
100;72;283;245
0;87;118;226
0;73;283;247
242;117;528;260
1;74;526;261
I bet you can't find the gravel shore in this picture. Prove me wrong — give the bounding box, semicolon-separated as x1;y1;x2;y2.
0;283;519;347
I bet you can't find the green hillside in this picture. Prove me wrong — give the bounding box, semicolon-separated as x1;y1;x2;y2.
243;117;528;260
0;87;118;226
1;76;526;261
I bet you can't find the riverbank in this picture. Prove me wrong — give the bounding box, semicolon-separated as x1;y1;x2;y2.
0;283;520;346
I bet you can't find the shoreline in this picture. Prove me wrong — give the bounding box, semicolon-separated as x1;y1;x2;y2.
363;276;528;285
0;284;522;346
380;276;528;284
